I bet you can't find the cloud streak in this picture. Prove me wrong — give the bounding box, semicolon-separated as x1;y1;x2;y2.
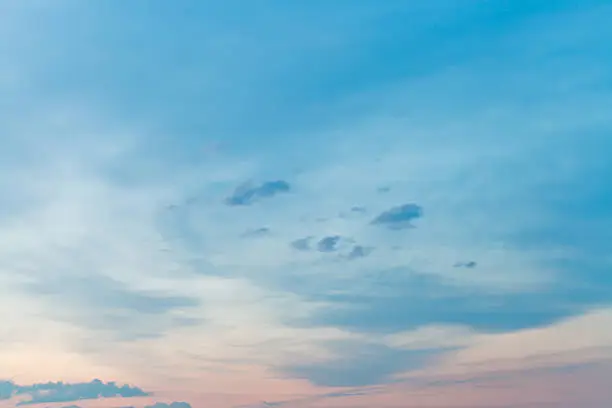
226;181;291;206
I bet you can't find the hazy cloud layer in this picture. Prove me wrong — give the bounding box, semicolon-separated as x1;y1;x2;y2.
22;274;201;340
1;1;612;408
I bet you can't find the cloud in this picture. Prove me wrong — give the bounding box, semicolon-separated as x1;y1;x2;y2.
316;236;342;252
290;237;312;251
279;341;448;387
454;261;477;268
266;360;612;408
2;1;612;407
225;181;291;206
285;268;600;335
0;379;149;406
371;203;423;229
1;378;192;407
347;245;373;260
49;403;192;408
145;403;192;408
290;234;371;260
21;274;201;340
0;382;13;400
243;227;271;237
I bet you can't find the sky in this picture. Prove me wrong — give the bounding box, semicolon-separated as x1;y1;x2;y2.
1;0;612;407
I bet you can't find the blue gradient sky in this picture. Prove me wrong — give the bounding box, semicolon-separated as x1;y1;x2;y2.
2;1;612;407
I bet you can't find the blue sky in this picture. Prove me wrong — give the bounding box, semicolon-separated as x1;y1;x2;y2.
1;1;612;407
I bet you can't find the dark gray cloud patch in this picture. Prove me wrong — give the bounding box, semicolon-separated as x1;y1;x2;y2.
280;341;445;387
371;203;423;229
225;180;291;206
7;379;149;406
317;236;341;252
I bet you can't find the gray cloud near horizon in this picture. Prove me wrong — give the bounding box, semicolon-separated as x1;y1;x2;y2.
0;379;149;406
145;402;193;408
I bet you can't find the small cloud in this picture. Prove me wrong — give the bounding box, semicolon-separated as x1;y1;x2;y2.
317;236;341;252
347;245;373;260
371;203;423;229
454;261;477;268
225;180;291;206
351;206;367;213
377;186;391;193
291;237;312;251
